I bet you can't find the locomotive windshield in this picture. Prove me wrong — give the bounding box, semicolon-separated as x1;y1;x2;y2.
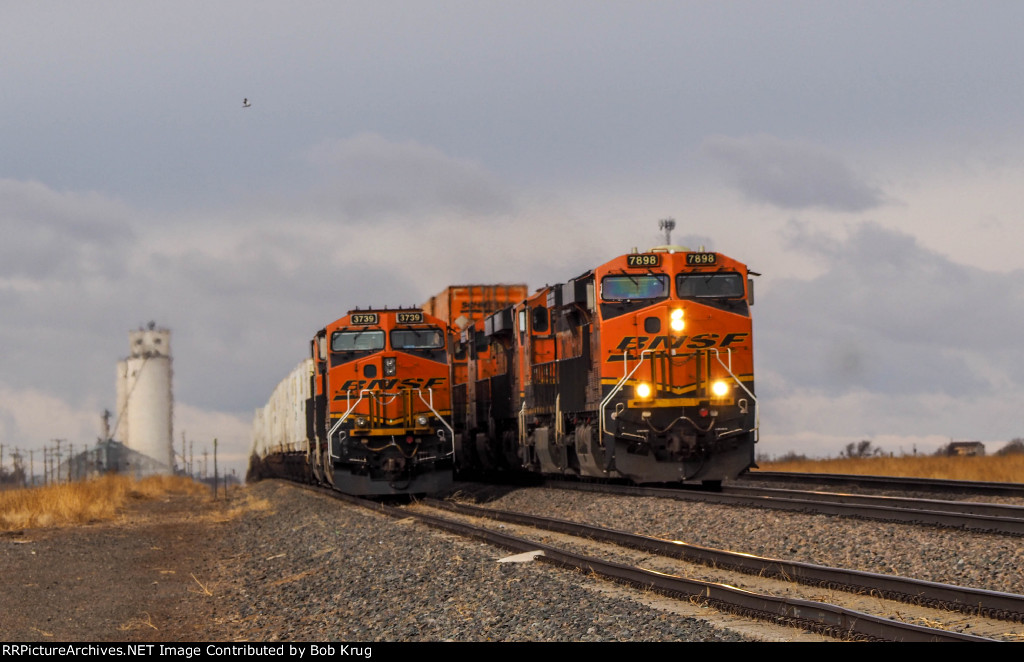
391;328;445;349
332;330;385;352
676;273;745;299
601;274;669;301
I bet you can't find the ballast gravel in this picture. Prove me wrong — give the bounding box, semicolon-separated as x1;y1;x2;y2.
202;478;1024;642
474;485;1024;596
205;481;748;642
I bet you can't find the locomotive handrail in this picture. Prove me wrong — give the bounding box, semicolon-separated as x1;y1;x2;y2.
710;347;759;437
330;388;457;459
415;388;456;457
599;348;655;441
518;400;527;448
709;348;756;403
327;389;371;458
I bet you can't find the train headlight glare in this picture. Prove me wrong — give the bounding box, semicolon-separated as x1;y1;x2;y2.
669;309;684;332
416;415;429;427
383;357;397;377
355;417;367;428
711;380;729;397
635;382;652;399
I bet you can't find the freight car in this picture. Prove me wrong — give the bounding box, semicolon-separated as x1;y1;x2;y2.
249;307;455;496
446;246;758;486
249;358;313;484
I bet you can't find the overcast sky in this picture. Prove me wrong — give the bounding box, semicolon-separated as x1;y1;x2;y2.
4;1;1024;476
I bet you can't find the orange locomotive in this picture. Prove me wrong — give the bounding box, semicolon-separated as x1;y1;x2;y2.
449;247;758;485
303;307;454;495
422;284;529;472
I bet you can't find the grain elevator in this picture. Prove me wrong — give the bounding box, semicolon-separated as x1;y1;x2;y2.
113;322;175;473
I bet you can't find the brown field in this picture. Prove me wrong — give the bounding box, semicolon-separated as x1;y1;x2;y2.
756;454;1024;484
0;474;212;532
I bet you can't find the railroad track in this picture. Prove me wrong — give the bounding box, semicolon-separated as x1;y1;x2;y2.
296;482;1021;641
544;479;1024;536
738;471;1024;498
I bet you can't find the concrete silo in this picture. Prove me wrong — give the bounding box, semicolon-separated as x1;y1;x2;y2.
114;322;174;474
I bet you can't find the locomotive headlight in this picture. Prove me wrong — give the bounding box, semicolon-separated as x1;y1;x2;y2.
635;382;652;399
669;308;685;332
711;380;730;397
416;415;429;427
383;357;397;377
355;417;367;428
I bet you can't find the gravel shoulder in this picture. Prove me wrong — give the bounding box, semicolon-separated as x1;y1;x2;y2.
0;489;237;642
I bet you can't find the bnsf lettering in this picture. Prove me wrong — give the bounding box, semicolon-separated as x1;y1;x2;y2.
611;333;748;355
337;377;446;392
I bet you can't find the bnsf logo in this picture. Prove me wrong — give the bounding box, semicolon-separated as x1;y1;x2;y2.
611;333;749;357
337;377;447;392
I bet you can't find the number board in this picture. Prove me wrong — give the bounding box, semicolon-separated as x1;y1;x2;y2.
396;311;424;324
350;313;379;325
685;252;717;266
626;254;661;268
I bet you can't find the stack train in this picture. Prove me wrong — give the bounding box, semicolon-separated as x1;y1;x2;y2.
249;243;758;496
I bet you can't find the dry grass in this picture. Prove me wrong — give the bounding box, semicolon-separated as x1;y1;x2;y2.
0;474;211;532
215;491;273;522
757;454;1024;483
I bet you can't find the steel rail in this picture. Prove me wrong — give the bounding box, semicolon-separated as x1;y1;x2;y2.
549;479;1024;536
725;484;1024;519
422;497;1024;623
399;503;996;641
286;482;996;641
738;471;1024;498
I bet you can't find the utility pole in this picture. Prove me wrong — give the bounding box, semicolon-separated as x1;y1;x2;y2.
12;449;25;487
53;439;65;484
213;438;219;499
29;450;34;487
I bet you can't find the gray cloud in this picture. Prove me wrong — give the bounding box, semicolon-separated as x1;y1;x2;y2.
758;222;1024;398
297;133;518;220
701;135;888;212
0;180;135;281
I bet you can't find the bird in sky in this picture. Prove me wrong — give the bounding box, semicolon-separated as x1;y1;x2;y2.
242;98;251;108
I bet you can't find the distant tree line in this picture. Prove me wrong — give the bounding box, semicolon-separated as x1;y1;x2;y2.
759;437;1024;463
997;438;1024;455
842;440;883;458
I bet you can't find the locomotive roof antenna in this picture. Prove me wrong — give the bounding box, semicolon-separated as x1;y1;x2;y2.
658;218;676;246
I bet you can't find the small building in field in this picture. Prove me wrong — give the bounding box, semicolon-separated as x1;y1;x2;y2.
946;441;985;457
59;439;172;481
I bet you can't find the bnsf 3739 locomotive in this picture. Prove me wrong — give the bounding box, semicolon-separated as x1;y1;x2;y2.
250;308;454;496
447;247;757;485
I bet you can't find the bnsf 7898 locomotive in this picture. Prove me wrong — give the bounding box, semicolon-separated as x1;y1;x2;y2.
446;247;757;486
